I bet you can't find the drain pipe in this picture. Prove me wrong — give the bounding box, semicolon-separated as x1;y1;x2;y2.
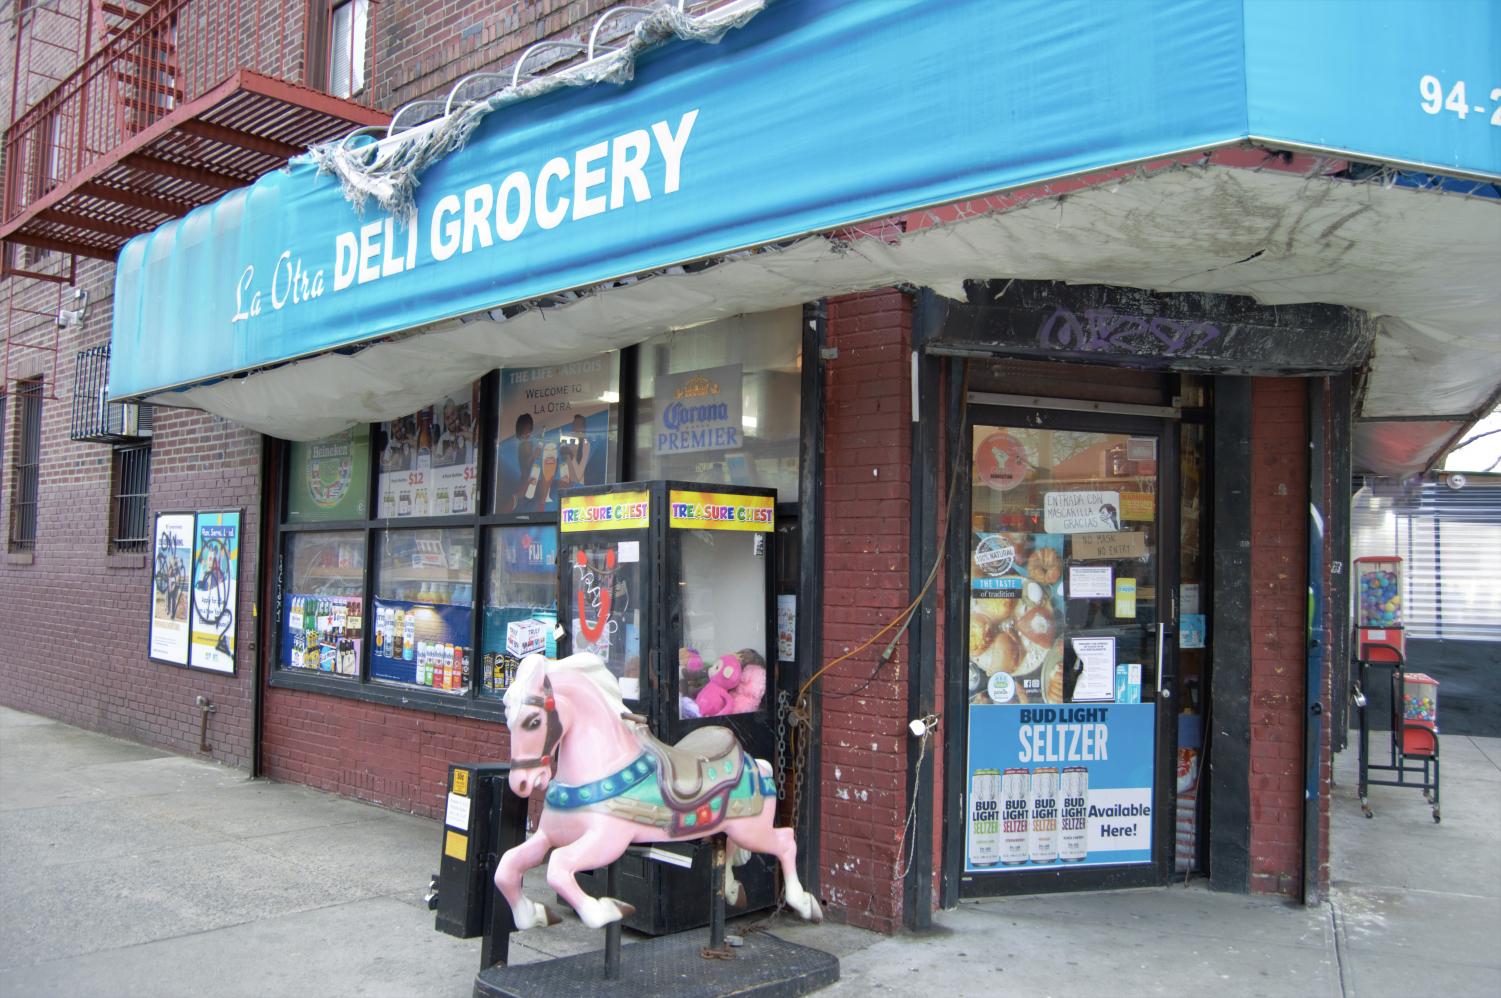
196;695;218;754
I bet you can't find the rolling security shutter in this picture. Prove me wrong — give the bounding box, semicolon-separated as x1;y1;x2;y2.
1351;479;1501;641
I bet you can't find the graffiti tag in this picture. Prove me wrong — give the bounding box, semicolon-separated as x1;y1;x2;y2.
1038;307;1222;358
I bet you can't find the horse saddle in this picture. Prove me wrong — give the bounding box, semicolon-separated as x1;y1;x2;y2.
635;724;745;811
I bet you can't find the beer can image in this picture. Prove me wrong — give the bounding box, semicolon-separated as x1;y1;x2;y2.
1059;766;1089;862
1000;768;1031;865
1028;766;1060;864
967;769;1002;867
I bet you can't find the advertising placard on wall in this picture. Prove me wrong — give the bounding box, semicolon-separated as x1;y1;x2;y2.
497;358;615;514
376;384;480;519
965;702;1155;873
148;513;195;666
654;365;742;456
188;510;240;674
287;425;370;522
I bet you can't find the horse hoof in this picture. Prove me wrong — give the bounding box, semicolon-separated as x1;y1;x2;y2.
606;898;637;920
543;905;562;927
802;896;824;924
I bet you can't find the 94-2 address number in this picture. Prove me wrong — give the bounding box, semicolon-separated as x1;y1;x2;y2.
1419;76;1501;126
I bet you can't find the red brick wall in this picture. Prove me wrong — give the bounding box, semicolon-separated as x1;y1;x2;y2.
374;0;620;110
0;259;261;771
816;290;913;932
1247;377;1310;895
260;686;506;817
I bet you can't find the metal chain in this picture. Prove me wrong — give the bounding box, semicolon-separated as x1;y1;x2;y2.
775;689;811;827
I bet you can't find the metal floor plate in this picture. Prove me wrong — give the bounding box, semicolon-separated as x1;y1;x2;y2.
474;930;839;998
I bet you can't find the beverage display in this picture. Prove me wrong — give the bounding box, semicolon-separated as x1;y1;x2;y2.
968;769;1001;867
1028;767;1059;864
403;612;416;661
1059;766;1089;862
1000;768;1031;864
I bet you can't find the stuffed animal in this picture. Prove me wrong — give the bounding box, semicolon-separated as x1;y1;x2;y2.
679;648;709;698
694;653;742;717
679;695;702;719
729;660;767;714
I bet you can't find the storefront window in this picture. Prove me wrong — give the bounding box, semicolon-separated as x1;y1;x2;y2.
480;526;559;698
493;356;620;514
561;537;644;700
374;384;480;519
286;426;371;523
282;532;365;676
677;529;770;719
633;308;802;501
371;528;476;693
967;425;1160;706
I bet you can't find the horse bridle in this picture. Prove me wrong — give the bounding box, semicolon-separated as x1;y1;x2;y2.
509;676;563;772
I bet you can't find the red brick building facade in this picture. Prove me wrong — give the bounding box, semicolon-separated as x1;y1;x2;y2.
1;0;1358;935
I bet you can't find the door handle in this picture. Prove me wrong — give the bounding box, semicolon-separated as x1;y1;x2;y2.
1156;623;1170;700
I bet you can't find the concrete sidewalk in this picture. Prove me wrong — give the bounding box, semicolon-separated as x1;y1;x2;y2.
1;704;1496;997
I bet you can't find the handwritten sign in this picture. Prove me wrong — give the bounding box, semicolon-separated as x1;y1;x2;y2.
1043;491;1121;534
1120;492;1155;522
1071;531;1148;561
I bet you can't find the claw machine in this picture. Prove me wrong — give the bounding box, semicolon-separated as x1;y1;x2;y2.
558;480;780;933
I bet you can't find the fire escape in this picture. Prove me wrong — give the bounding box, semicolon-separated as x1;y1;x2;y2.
2;0;389;418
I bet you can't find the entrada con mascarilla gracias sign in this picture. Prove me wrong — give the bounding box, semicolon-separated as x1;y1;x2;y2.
228;111;699;325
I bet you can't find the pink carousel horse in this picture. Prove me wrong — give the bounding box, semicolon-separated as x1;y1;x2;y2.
494;652;823;930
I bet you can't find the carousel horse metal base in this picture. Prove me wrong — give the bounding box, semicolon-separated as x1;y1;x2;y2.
473;927;839;998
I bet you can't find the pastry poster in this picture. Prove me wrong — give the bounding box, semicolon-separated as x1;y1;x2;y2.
148;513;194;665
188;511;240;674
377;384;480;519
969;532;1066;705
965;702;1156;873
286;425;370;522
498;358;615;513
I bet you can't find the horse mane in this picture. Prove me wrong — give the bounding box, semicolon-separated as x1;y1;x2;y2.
504;652;627;724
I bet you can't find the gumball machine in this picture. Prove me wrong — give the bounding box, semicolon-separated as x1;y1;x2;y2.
1400;672;1439;756
1355;556;1404;662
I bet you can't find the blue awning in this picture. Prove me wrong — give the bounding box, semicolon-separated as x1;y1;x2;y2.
110;0;1500;401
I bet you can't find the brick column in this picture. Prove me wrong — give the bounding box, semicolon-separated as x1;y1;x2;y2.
817;290;913;931
1247;377;1309;895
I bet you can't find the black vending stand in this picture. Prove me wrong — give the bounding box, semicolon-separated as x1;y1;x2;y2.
558;480;780;934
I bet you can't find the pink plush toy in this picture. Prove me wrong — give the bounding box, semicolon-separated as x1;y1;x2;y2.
729;662;767;714
694;654;742;717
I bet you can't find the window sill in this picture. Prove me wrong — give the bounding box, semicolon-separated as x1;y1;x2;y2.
268;667;510;723
106;553;147;570
6;551;34;566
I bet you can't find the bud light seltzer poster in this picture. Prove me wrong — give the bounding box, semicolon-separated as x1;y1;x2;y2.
188;511;240;674
965;703;1154;873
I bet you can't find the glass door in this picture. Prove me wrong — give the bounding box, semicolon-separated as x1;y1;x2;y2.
959;407;1177;895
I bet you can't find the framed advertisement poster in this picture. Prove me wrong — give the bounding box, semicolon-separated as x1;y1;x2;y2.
496;357;618;514
376;384;480;520
147;512;195;666
286;425;370;522
188;510;241;674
